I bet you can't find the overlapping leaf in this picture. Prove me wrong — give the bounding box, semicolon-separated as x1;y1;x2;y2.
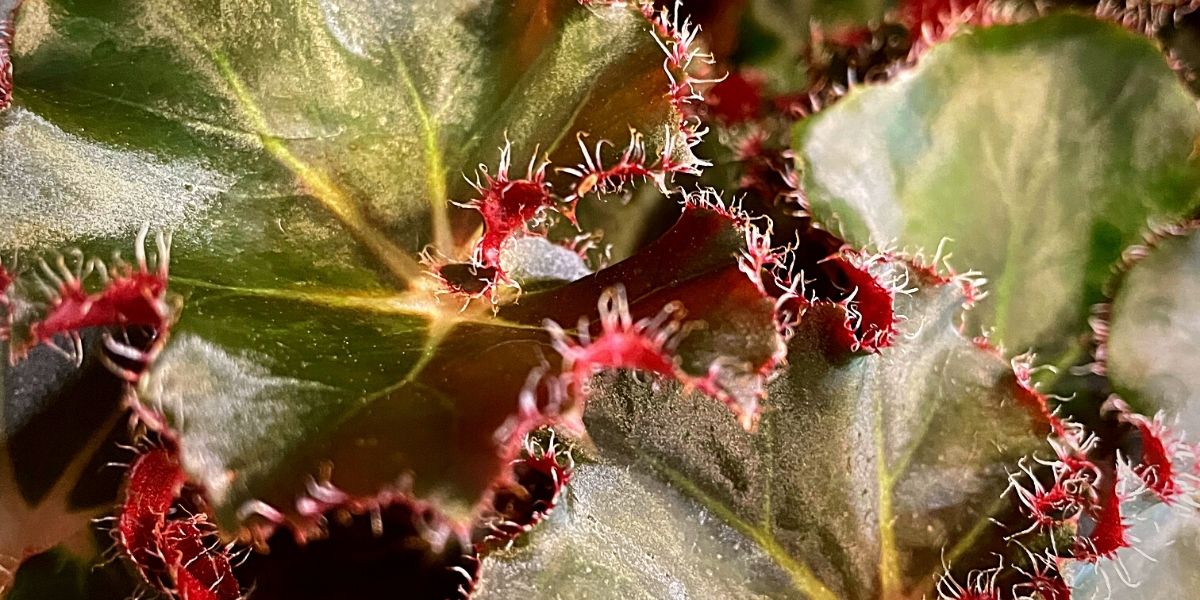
143;205;769;537
0;0;755;546
794;16;1200;365
568;262;1049;600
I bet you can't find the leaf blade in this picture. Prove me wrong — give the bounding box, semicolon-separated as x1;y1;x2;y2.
794;15;1200;362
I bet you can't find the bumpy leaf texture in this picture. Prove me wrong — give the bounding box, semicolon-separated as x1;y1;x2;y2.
476;460;803;599
0;0;797;595
794;15;1200;366
579;262;1051;600
2;0;692;519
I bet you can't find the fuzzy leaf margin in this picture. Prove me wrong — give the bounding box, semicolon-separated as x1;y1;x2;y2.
568;260;1053;600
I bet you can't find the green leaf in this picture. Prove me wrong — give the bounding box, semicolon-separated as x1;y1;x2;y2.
580;263;1048;600
0;0;730;543
476;460;804;600
141;206;776;533
1105;224;1200;432
793;15;1200;365
6;536;139;600
4;0;690;258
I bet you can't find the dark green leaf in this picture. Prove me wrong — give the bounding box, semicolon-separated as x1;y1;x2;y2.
0;0;719;538
477;461;803;600
0;331;133;584
8;545;137;600
139;206;777;532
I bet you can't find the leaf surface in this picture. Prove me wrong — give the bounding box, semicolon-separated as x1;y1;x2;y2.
794;16;1200;363
476;461;803;600
581;264;1048;599
1105;225;1200;433
0;0;731;537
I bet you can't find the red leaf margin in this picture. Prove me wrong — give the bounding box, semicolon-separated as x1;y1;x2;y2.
0;0;18;112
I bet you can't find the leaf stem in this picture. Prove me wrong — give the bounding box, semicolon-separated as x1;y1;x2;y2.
875;390;903;598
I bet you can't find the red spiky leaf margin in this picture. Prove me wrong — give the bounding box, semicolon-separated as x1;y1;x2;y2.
899;0;1000;58
1009;354;1074;439
1007;440;1099;538
937;546;1073;600
897;0;1197;68
1072;456;1136;562
545;283;740;419
1124;412;1190;502
1013;549;1072;600
769;248;903;355
118;442;488;600
627;0;715;144
118;448;185;580
684;121;903;354
438;0;716;302
935;563;1002;600
498;197;790;433
124;437;570;600
0;0;16;112
455;142;557;282
473;432;574;553
237;495;480;600
118;447;240;600
573;1;714;168
9;226;174;376
1094;0;1200;38
823;252;901;352
160;520;242;600
560;130;678;201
